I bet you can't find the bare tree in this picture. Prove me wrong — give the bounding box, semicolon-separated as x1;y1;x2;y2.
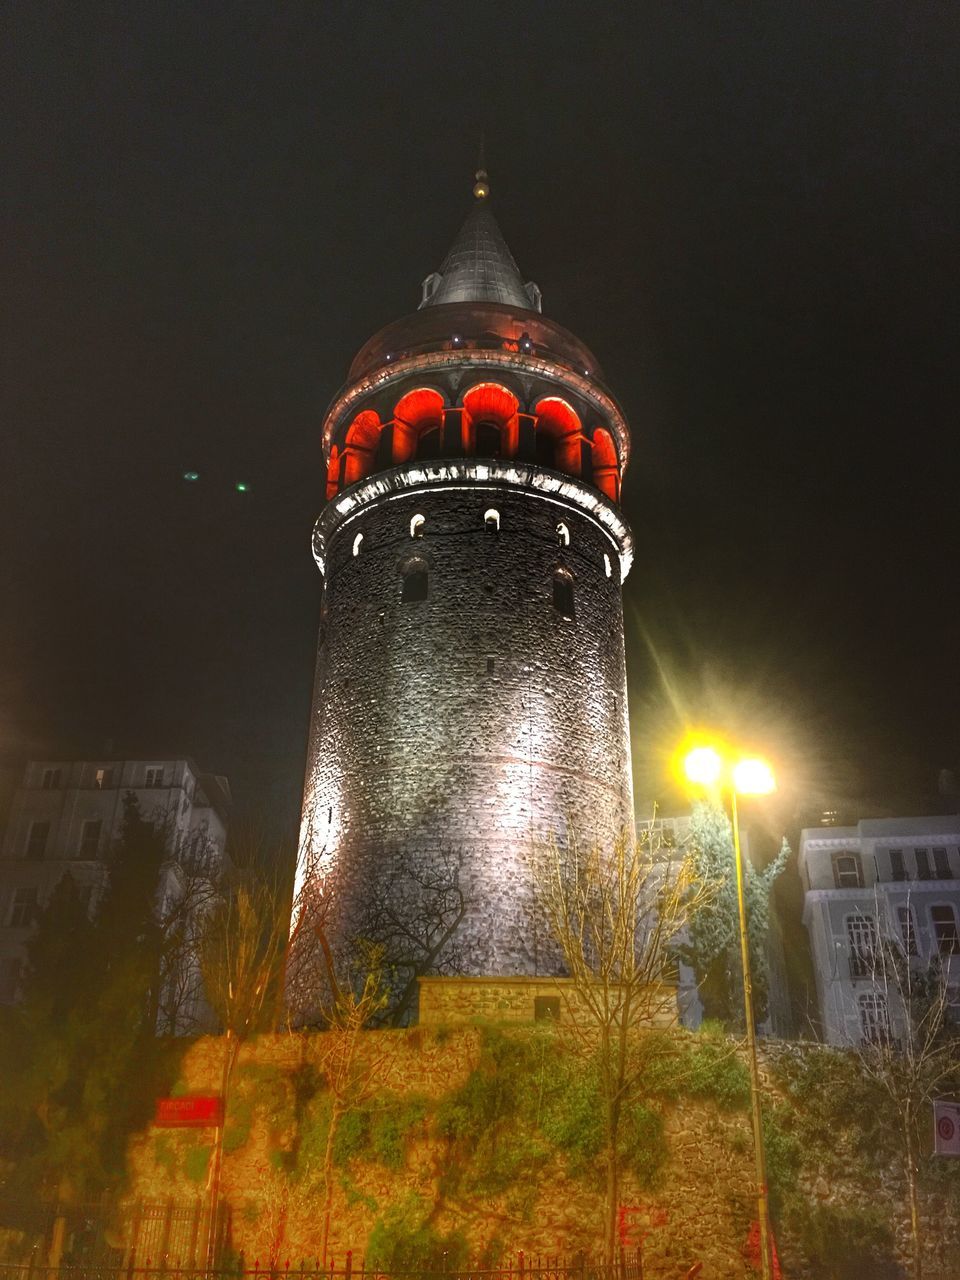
355;844;468;1025
197;835;301;1266
310;938;389;1267
536;820;715;1265
155;842;223;1035
847;892;960;1280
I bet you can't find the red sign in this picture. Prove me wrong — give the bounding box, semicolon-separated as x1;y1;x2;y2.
154;1095;223;1128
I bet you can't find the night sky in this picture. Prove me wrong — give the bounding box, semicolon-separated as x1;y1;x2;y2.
2;3;958;833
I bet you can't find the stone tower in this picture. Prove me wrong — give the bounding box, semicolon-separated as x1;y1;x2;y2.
298;173;635;978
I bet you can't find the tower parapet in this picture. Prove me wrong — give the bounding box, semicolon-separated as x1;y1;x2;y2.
298;180;635;983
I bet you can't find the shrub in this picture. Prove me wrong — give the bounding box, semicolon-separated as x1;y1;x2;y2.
183;1143;212;1184
761;1108;803;1218
370;1096;428;1169
786;1200;897;1279
332;1107;369;1167
622;1104;668;1188
366;1194;469;1272
539;1060;605;1168
222;1096;254;1155
152;1134;177;1175
639;1030;750;1110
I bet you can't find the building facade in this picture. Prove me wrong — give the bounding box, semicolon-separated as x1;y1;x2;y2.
0;757;230;1030
298;175;636;976
800;816;960;1046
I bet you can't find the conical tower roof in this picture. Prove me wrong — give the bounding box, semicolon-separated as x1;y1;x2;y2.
420;190;540;312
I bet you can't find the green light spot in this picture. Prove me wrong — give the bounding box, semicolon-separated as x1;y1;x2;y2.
183;470;199;482
235;481;249;493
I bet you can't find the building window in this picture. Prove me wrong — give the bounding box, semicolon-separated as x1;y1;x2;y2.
603;553;612;579
484;508;500;532
352;532;364;557
0;957;22;1004
933;847;952;879
41;768;61;791
94;767;113;790
553;570;575;619
846;913;877;977
931;905;960;956
556;521;570;548
859;991;890;1047
78;819;102;859
897;905;918;956
889;848;906;881
145;767;164;789
26;821;50;860
534;995;561;1022
401;562;428;603
833;852;863;889
8;887;38;928
410;513;426;538
915;848;933;880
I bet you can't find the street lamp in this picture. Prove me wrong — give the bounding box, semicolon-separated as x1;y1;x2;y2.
681;741;777;1280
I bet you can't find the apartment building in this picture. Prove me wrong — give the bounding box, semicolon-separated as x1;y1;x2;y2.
0;758;230;1030
800;816;960;1046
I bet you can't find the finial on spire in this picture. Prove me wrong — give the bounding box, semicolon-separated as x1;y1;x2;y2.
473;132;489;199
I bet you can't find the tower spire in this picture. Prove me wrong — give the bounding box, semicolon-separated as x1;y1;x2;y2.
419;158;541;311
473;134;489;200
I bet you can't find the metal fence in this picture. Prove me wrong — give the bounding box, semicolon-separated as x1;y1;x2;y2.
0;1262;652;1280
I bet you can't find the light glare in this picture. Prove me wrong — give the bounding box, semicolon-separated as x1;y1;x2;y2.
684;746;723;787
733;758;776;796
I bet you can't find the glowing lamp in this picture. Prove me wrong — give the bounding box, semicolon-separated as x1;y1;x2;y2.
683;746;723;788
236;481;249;494
183;470;199;482
733;758;776;796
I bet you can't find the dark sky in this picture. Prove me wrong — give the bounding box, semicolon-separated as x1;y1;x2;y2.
2;2;958;831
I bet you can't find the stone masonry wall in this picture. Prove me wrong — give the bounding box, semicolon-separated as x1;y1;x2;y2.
300;466;635;976
417;976;677;1028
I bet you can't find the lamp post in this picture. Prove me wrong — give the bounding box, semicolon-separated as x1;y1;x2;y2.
682;744;777;1280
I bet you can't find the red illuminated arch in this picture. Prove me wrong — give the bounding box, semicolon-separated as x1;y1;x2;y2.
342;410;382;486
462;383;520;458
392;388;445;464
534;397;582;475
591;427;620;501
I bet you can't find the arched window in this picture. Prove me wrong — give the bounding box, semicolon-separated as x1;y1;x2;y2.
410;513;425;538
535;397;582;475
603;553;612;579
553;569;575;619
484;508;500;532
462;383;519;458
393;388;445;465
342;410;382;487
352;532;364;557
401;560;428;603
556;522;570;548
591;428;620;502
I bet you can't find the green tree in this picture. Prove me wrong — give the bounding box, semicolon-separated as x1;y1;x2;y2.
680;801;789;1027
0;794;173;1224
